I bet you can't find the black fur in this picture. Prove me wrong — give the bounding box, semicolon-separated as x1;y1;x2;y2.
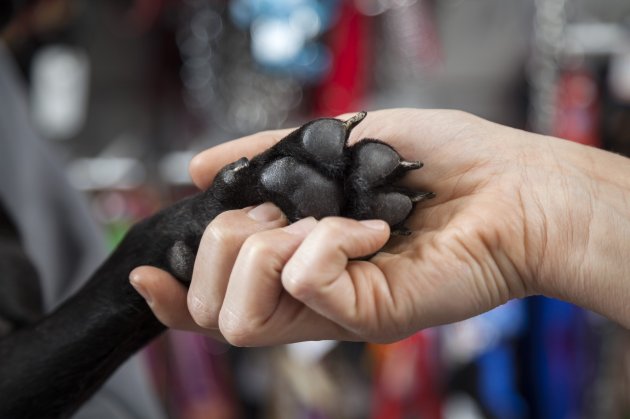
0;112;432;418
0;203;42;336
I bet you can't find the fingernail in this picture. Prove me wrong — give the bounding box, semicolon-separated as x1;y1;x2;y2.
359;219;388;231
283;217;318;235
247;202;283;222
130;276;153;305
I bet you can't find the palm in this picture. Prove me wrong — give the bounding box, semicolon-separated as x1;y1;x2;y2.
344;109;533;341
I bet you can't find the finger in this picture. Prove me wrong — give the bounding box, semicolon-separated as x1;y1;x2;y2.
188;202;287;330
189;128;292;190
281;218;391;337
218;218;357;346
129;266;221;338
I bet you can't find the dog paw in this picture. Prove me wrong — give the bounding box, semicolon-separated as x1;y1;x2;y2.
164;112;433;282
345;139;435;230
213;111;433;228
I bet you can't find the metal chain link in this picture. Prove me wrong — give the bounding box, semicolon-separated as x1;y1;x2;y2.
529;0;569;134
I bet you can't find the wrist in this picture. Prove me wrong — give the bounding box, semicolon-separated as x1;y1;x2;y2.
532;138;630;327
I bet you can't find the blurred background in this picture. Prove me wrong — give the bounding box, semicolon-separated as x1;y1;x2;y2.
3;0;630;418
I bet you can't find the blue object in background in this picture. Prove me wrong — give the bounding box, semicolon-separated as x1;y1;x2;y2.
475;300;528;419
229;0;339;81
527;296;593;419
478;345;528;419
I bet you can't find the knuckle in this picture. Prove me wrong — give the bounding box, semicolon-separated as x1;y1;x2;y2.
318;217;349;236
219;310;256;347
221;329;252;347
241;234;276;263
205;214;241;245
187;294;219;329
282;268;315;301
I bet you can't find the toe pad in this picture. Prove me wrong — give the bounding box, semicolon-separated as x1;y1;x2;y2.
260;157;343;220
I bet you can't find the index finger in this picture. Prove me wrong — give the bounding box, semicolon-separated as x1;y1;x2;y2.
189;128;293;190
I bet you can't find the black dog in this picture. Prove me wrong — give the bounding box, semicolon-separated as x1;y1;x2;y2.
0;112;433;418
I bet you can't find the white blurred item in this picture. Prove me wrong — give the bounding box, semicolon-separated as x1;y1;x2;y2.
609;53;630;102
31;44;90;141
285;340;337;366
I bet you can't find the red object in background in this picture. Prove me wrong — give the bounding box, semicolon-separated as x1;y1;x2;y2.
370;331;443;419
313;2;370;116
145;332;238;419
125;0;167;32
554;69;602;148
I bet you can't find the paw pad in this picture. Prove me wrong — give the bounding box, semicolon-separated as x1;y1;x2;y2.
213;111;433;231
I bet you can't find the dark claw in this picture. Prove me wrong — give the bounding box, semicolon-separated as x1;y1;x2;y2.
399;160;423;171
391;227;412;236
342;111;367;135
410;191;436;203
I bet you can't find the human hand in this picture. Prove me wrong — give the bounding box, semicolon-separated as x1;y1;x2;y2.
130;109;630;344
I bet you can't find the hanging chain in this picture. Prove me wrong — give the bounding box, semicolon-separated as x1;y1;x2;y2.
529;0;569;134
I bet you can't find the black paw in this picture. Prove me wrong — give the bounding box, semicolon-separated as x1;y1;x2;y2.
157;112;433;282
345;139;435;230
212;111;433;228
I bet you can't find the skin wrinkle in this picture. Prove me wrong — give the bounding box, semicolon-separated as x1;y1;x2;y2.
562;138;630;191
433;235;489;317
204;219;235;255
514;143;554;295
404;194;472;231
344;263;375;338
236;234;304;334
216;305;240;335
299;222;386;336
268;296;310;343
190;261;223;321
366;255;399;336
371;254;422;340
448;161;486;200
572;171;597;300
364;262;403;341
411;231;468;304
190;212;264;323
282;222;336;300
487;178;530;300
592;173;630;219
327;269;358;324
574;189;628;323
482;216;527;301
532;193;550;294
516;184;537;296
552;152;598;304
537;142;575;296
188;294;216;329
247;241;287;326
531;141;619;310
449;222;508;310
